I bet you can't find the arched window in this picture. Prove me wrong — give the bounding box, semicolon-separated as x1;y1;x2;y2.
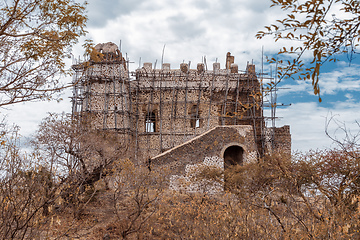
145;111;156;132
190;105;200;128
220;99;249;125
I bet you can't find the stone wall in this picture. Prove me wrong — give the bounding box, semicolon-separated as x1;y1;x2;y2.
129;62;263;162
273;125;291;155
81;62;131;131
151;125;257;174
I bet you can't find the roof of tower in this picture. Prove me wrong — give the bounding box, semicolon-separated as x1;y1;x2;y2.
91;42;126;69
94;42;119;54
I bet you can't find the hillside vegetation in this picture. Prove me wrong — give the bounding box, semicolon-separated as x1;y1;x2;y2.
1;114;360;239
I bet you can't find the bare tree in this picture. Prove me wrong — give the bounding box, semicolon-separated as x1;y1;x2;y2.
32;113;127;217
108;160;165;239
257;0;360;101
0;123;56;239
35;113;126;183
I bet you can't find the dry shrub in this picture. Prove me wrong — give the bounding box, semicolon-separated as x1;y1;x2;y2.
0;125;53;239
103;149;360;239
93;159;167;239
148;192;279;239
4;113;360;239
225;150;360;239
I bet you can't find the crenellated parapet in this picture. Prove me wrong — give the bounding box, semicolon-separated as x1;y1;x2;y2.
133;59;259;92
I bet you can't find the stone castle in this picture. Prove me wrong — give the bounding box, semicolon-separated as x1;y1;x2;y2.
71;42;291;175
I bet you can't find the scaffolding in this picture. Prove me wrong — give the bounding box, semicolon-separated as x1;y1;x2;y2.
71;43;283;164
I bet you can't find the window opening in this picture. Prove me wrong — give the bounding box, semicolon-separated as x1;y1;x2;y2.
145;111;156;132
195;119;200;128
221;101;236;125
190;105;200;128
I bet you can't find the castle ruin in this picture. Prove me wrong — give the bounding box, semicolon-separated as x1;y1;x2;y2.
71;42;291;175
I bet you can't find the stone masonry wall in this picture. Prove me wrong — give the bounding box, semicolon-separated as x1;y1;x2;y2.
130;63;263;163
273;125;291;155
151;125;257;175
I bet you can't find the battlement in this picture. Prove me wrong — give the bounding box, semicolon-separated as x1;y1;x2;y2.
132;59;258;91
136;56;256;77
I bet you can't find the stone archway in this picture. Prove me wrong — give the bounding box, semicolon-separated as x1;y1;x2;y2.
223;145;245;190
223;145;244;168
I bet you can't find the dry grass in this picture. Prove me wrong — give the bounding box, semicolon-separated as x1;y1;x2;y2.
4;150;360;239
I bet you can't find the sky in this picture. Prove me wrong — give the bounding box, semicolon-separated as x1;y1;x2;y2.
3;0;360;152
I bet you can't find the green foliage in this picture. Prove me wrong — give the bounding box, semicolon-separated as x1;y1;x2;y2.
257;0;360;101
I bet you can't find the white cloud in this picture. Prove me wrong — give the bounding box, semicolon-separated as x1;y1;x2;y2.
85;0;291;70
2;0;360;153
345;93;354;101
319;65;360;95
274;61;360;98
2;88;72;138
276;100;360;151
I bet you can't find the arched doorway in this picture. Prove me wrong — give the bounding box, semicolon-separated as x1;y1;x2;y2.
223;145;244;168
223;145;244;190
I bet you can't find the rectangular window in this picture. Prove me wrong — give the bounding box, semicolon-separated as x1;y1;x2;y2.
146;111;156;132
146;119;155;132
190;105;201;129
195;119;200;128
